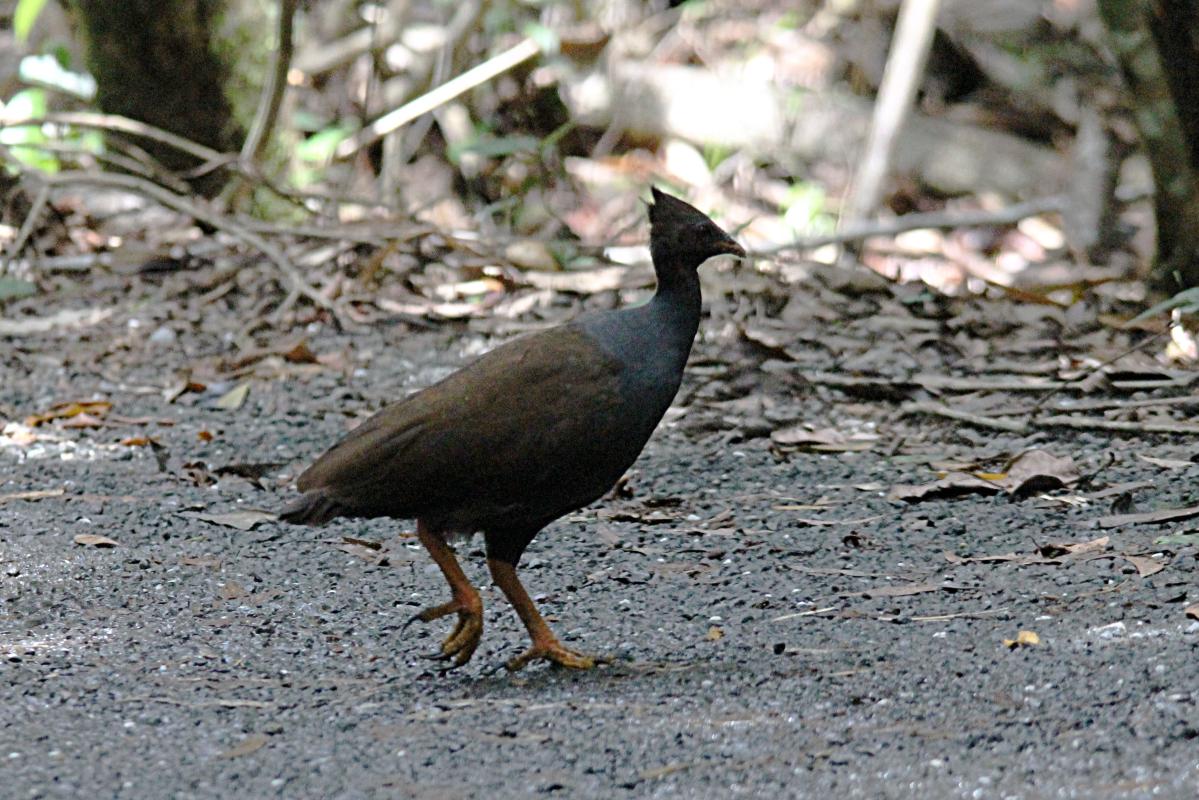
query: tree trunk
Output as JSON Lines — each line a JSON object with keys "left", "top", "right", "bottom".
{"left": 68, "top": 0, "right": 272, "bottom": 196}
{"left": 1096, "top": 0, "right": 1199, "bottom": 289}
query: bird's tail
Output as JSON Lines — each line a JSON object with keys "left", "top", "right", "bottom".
{"left": 278, "top": 490, "right": 343, "bottom": 526}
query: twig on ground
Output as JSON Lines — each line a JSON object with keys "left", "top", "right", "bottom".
{"left": 10, "top": 112, "right": 317, "bottom": 213}
{"left": 1006, "top": 394, "right": 1199, "bottom": 415}
{"left": 801, "top": 369, "right": 1194, "bottom": 395}
{"left": 902, "top": 401, "right": 1199, "bottom": 436}
{"left": 13, "top": 112, "right": 226, "bottom": 164}
{"left": 29, "top": 170, "right": 348, "bottom": 327}
{"left": 1034, "top": 416, "right": 1199, "bottom": 435}
{"left": 1025, "top": 329, "right": 1170, "bottom": 413}
{"left": 901, "top": 402, "right": 1028, "bottom": 433}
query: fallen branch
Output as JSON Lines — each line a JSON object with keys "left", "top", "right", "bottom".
{"left": 11, "top": 111, "right": 225, "bottom": 164}
{"left": 902, "top": 401, "right": 1199, "bottom": 436}
{"left": 561, "top": 61, "right": 1064, "bottom": 198}
{"left": 901, "top": 401, "right": 1028, "bottom": 433}
{"left": 1034, "top": 415, "right": 1199, "bottom": 435}
{"left": 758, "top": 195, "right": 1065, "bottom": 255}
{"left": 29, "top": 170, "right": 347, "bottom": 327}
{"left": 801, "top": 369, "right": 1195, "bottom": 395}
{"left": 9, "top": 112, "right": 317, "bottom": 212}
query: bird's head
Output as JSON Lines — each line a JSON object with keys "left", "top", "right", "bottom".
{"left": 648, "top": 187, "right": 745, "bottom": 271}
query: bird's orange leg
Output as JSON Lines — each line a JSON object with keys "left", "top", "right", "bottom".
{"left": 486, "top": 558, "right": 601, "bottom": 671}
{"left": 404, "top": 521, "right": 483, "bottom": 667}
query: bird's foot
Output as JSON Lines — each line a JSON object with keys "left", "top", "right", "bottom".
{"left": 505, "top": 638, "right": 607, "bottom": 672}
{"left": 402, "top": 593, "right": 483, "bottom": 667}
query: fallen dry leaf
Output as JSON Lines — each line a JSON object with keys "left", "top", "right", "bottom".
{"left": 0, "top": 488, "right": 65, "bottom": 505}
{"left": 1137, "top": 454, "right": 1193, "bottom": 470}
{"left": 522, "top": 265, "right": 631, "bottom": 293}
{"left": 1039, "top": 536, "right": 1110, "bottom": 558}
{"left": 892, "top": 451, "right": 1079, "bottom": 502}
{"left": 119, "top": 436, "right": 156, "bottom": 447}
{"left": 217, "top": 580, "right": 249, "bottom": 600}
{"left": 945, "top": 537, "right": 1111, "bottom": 567}
{"left": 0, "top": 306, "right": 114, "bottom": 335}
{"left": 792, "top": 514, "right": 885, "bottom": 527}
{"left": 213, "top": 462, "right": 285, "bottom": 489}
{"left": 60, "top": 412, "right": 107, "bottom": 429}
{"left": 179, "top": 510, "right": 277, "bottom": 531}
{"left": 219, "top": 733, "right": 269, "bottom": 759}
{"left": 771, "top": 425, "right": 877, "bottom": 452}
{"left": 1155, "top": 532, "right": 1199, "bottom": 546}
{"left": 1000, "top": 450, "right": 1079, "bottom": 494}
{"left": 283, "top": 340, "right": 319, "bottom": 364}
{"left": 706, "top": 626, "right": 724, "bottom": 641}
{"left": 74, "top": 533, "right": 118, "bottom": 548}
{"left": 1186, "top": 603, "right": 1198, "bottom": 620}
{"left": 1095, "top": 505, "right": 1199, "bottom": 529}
{"left": 215, "top": 382, "right": 250, "bottom": 411}
{"left": 24, "top": 400, "right": 112, "bottom": 427}
{"left": 1003, "top": 630, "right": 1040, "bottom": 649}
{"left": 1121, "top": 555, "right": 1166, "bottom": 577}
{"left": 889, "top": 472, "right": 1001, "bottom": 502}
{"left": 0, "top": 422, "right": 38, "bottom": 446}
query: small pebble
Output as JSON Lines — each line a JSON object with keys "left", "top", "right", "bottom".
{"left": 149, "top": 325, "right": 177, "bottom": 345}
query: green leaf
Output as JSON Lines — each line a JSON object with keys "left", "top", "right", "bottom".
{"left": 448, "top": 135, "right": 539, "bottom": 164}
{"left": 14, "top": 0, "right": 50, "bottom": 43}
{"left": 522, "top": 22, "right": 559, "bottom": 56}
{"left": 296, "top": 125, "right": 352, "bottom": 163}
{"left": 3, "top": 87, "right": 48, "bottom": 121}
{"left": 0, "top": 89, "right": 56, "bottom": 172}
{"left": 1128, "top": 287, "right": 1199, "bottom": 325}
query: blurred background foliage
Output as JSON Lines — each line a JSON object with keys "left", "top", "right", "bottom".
{"left": 2, "top": 0, "right": 1198, "bottom": 304}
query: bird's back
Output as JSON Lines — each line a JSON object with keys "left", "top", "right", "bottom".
{"left": 284, "top": 318, "right": 676, "bottom": 532}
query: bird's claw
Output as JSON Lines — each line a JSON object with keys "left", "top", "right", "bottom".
{"left": 402, "top": 595, "right": 484, "bottom": 667}
{"left": 504, "top": 640, "right": 606, "bottom": 672}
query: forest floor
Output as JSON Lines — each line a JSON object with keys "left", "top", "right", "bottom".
{"left": 2, "top": 253, "right": 1198, "bottom": 800}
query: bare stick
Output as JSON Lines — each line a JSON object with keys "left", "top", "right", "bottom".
{"left": 335, "top": 36, "right": 541, "bottom": 161}
{"left": 12, "top": 112, "right": 226, "bottom": 164}
{"left": 901, "top": 402, "right": 1029, "bottom": 433}
{"left": 904, "top": 402, "right": 1199, "bottom": 436}
{"left": 839, "top": 0, "right": 942, "bottom": 225}
{"left": 33, "top": 170, "right": 343, "bottom": 325}
{"left": 757, "top": 195, "right": 1065, "bottom": 255}
{"left": 1034, "top": 416, "right": 1199, "bottom": 435}
{"left": 241, "top": 0, "right": 298, "bottom": 170}
{"left": 2, "top": 180, "right": 49, "bottom": 275}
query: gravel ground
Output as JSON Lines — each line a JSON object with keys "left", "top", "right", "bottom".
{"left": 2, "top": 314, "right": 1198, "bottom": 800}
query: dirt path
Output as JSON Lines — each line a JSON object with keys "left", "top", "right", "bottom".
{"left": 2, "top": 277, "right": 1198, "bottom": 799}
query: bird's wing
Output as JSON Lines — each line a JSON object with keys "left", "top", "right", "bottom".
{"left": 294, "top": 326, "right": 629, "bottom": 519}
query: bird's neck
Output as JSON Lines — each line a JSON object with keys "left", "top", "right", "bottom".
{"left": 650, "top": 259, "right": 701, "bottom": 327}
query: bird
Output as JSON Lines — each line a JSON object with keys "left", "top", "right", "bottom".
{"left": 279, "top": 187, "right": 745, "bottom": 671}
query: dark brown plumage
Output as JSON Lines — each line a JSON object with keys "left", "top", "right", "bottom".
{"left": 280, "top": 188, "right": 744, "bottom": 670}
